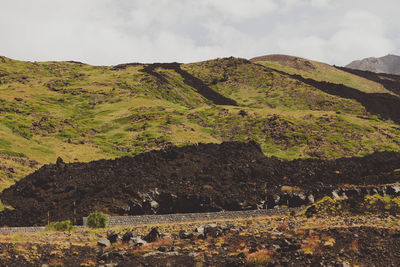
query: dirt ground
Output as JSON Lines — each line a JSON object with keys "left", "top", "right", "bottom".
{"left": 1, "top": 215, "right": 400, "bottom": 266}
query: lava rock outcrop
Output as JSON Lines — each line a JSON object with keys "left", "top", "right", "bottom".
{"left": 1, "top": 141, "right": 400, "bottom": 226}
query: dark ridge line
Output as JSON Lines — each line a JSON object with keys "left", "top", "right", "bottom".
{"left": 335, "top": 66, "right": 400, "bottom": 96}
{"left": 111, "top": 62, "right": 143, "bottom": 70}
{"left": 141, "top": 63, "right": 238, "bottom": 106}
{"left": 65, "top": 61, "right": 86, "bottom": 65}
{"left": 292, "top": 76, "right": 400, "bottom": 124}
{"left": 255, "top": 63, "right": 400, "bottom": 125}
{"left": 111, "top": 62, "right": 237, "bottom": 105}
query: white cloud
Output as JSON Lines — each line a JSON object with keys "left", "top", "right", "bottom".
{"left": 280, "top": 0, "right": 333, "bottom": 9}
{"left": 273, "top": 9, "right": 395, "bottom": 65}
{"left": 310, "top": 0, "right": 332, "bottom": 7}
{"left": 203, "top": 0, "right": 278, "bottom": 20}
{"left": 0, "top": 0, "right": 398, "bottom": 65}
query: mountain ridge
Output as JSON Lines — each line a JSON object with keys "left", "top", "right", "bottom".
{"left": 346, "top": 54, "right": 400, "bottom": 75}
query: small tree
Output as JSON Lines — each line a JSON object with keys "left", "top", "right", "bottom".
{"left": 87, "top": 211, "right": 109, "bottom": 228}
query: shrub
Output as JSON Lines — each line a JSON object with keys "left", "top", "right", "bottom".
{"left": 45, "top": 220, "right": 75, "bottom": 231}
{"left": 246, "top": 249, "right": 273, "bottom": 266}
{"left": 87, "top": 211, "right": 109, "bottom": 228}
{"left": 301, "top": 196, "right": 346, "bottom": 216}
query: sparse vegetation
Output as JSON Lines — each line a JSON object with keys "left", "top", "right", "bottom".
{"left": 45, "top": 220, "right": 75, "bottom": 231}
{"left": 1, "top": 213, "right": 400, "bottom": 265}
{"left": 87, "top": 211, "right": 109, "bottom": 228}
{"left": 0, "top": 200, "right": 14, "bottom": 212}
{"left": 302, "top": 194, "right": 400, "bottom": 217}
{"left": 246, "top": 249, "right": 273, "bottom": 265}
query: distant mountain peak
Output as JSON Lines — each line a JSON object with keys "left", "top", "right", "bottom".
{"left": 346, "top": 54, "right": 400, "bottom": 75}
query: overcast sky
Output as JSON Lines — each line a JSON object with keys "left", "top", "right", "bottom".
{"left": 1, "top": 0, "right": 399, "bottom": 66}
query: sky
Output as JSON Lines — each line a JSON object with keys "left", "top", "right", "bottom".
{"left": 0, "top": 0, "right": 399, "bottom": 66}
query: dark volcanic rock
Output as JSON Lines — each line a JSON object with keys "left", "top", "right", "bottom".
{"left": 204, "top": 223, "right": 224, "bottom": 238}
{"left": 122, "top": 230, "right": 138, "bottom": 243}
{"left": 337, "top": 66, "right": 400, "bottom": 96}
{"left": 144, "top": 227, "right": 161, "bottom": 243}
{"left": 276, "top": 70, "right": 400, "bottom": 124}
{"left": 107, "top": 231, "right": 120, "bottom": 243}
{"left": 1, "top": 141, "right": 400, "bottom": 226}
{"left": 141, "top": 63, "right": 238, "bottom": 106}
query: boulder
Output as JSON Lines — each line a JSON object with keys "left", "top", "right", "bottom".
{"left": 150, "top": 200, "right": 159, "bottom": 210}
{"left": 98, "top": 238, "right": 111, "bottom": 247}
{"left": 130, "top": 236, "right": 147, "bottom": 246}
{"left": 144, "top": 227, "right": 161, "bottom": 243}
{"left": 204, "top": 223, "right": 223, "bottom": 238}
{"left": 122, "top": 230, "right": 138, "bottom": 243}
{"left": 194, "top": 226, "right": 204, "bottom": 235}
{"left": 178, "top": 230, "right": 192, "bottom": 239}
{"left": 107, "top": 231, "right": 120, "bottom": 243}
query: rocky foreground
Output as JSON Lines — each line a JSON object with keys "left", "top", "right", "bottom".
{"left": 1, "top": 214, "right": 400, "bottom": 266}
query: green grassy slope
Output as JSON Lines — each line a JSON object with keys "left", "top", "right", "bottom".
{"left": 1, "top": 55, "right": 400, "bottom": 191}
{"left": 251, "top": 54, "right": 392, "bottom": 94}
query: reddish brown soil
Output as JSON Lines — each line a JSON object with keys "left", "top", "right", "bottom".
{"left": 1, "top": 142, "right": 399, "bottom": 227}
{"left": 1, "top": 226, "right": 400, "bottom": 266}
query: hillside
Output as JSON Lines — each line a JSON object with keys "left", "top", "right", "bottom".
{"left": 1, "top": 55, "right": 400, "bottom": 192}
{"left": 337, "top": 66, "right": 400, "bottom": 96}
{"left": 346, "top": 54, "right": 400, "bottom": 75}
{"left": 250, "top": 54, "right": 392, "bottom": 94}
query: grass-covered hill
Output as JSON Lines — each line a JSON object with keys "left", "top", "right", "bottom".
{"left": 1, "top": 55, "right": 400, "bottom": 192}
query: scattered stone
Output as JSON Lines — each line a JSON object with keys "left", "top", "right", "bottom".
{"left": 194, "top": 226, "right": 204, "bottom": 235}
{"left": 98, "top": 238, "right": 111, "bottom": 247}
{"left": 204, "top": 223, "right": 223, "bottom": 238}
{"left": 107, "top": 231, "right": 120, "bottom": 243}
{"left": 238, "top": 109, "right": 248, "bottom": 117}
{"left": 130, "top": 236, "right": 147, "bottom": 246}
{"left": 150, "top": 200, "right": 159, "bottom": 209}
{"left": 178, "top": 230, "right": 192, "bottom": 239}
{"left": 158, "top": 246, "right": 167, "bottom": 252}
{"left": 122, "top": 230, "right": 138, "bottom": 243}
{"left": 144, "top": 227, "right": 161, "bottom": 243}
{"left": 143, "top": 251, "right": 180, "bottom": 258}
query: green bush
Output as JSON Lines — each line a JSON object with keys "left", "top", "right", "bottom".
{"left": 87, "top": 211, "right": 109, "bottom": 228}
{"left": 45, "top": 220, "right": 75, "bottom": 231}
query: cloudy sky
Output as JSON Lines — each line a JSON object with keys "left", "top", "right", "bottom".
{"left": 1, "top": 0, "right": 399, "bottom": 66}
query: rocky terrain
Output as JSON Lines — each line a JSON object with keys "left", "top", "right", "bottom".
{"left": 1, "top": 213, "right": 400, "bottom": 266}
{"left": 1, "top": 141, "right": 400, "bottom": 227}
{"left": 346, "top": 54, "right": 400, "bottom": 75}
